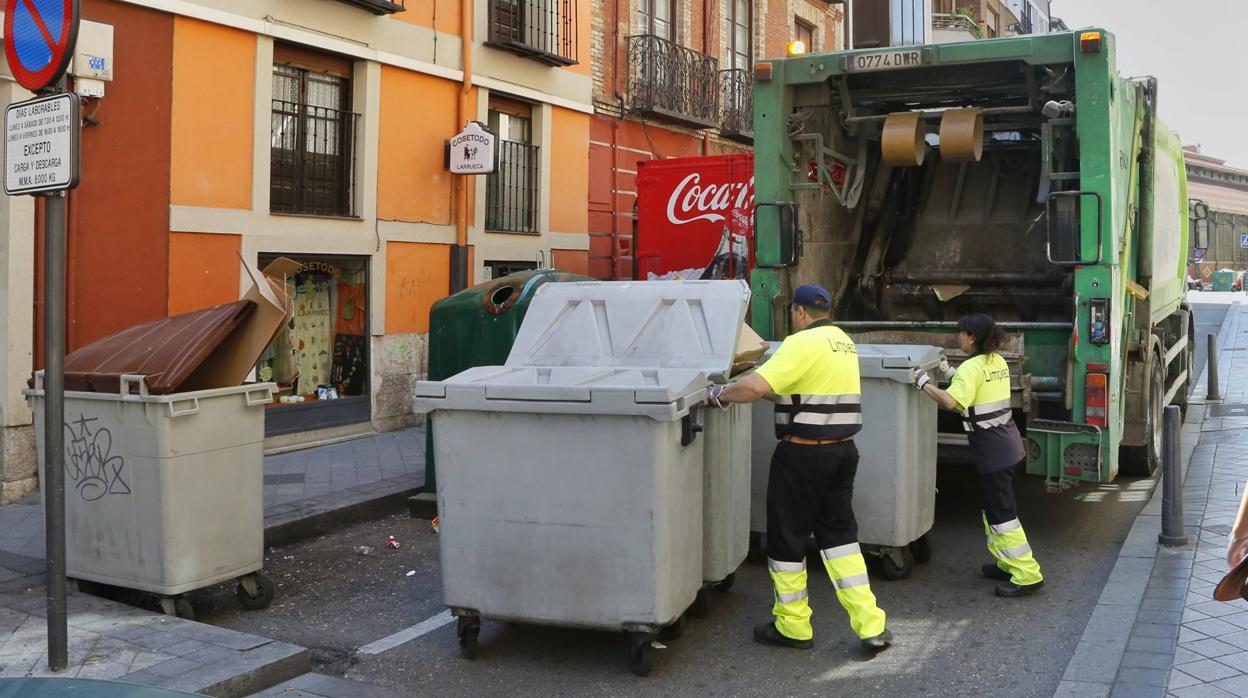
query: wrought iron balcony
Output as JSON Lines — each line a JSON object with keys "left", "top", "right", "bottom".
{"left": 627, "top": 34, "right": 719, "bottom": 129}
{"left": 719, "top": 68, "right": 753, "bottom": 141}
{"left": 334, "top": 0, "right": 405, "bottom": 14}
{"left": 487, "top": 0, "right": 578, "bottom": 66}
{"left": 932, "top": 12, "right": 984, "bottom": 42}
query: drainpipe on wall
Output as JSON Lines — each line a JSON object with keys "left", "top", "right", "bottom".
{"left": 451, "top": 0, "right": 475, "bottom": 293}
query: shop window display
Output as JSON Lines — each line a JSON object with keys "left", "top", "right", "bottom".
{"left": 256, "top": 255, "right": 369, "bottom": 404}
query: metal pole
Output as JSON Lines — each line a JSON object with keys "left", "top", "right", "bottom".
{"left": 1207, "top": 333, "right": 1221, "bottom": 402}
{"left": 1158, "top": 405, "right": 1188, "bottom": 546}
{"left": 43, "top": 186, "right": 67, "bottom": 671}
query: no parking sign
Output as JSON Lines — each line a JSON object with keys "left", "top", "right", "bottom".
{"left": 4, "top": 0, "right": 80, "bottom": 92}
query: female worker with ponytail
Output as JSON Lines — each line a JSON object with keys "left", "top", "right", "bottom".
{"left": 914, "top": 314, "right": 1045, "bottom": 598}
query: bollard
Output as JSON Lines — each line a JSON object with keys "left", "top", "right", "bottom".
{"left": 1158, "top": 405, "right": 1188, "bottom": 546}
{"left": 1207, "top": 333, "right": 1222, "bottom": 402}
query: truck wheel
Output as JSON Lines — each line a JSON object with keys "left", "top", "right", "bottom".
{"left": 1120, "top": 359, "right": 1164, "bottom": 477}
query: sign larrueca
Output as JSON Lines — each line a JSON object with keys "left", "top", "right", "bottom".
{"left": 4, "top": 92, "right": 79, "bottom": 195}
{"left": 447, "top": 121, "right": 497, "bottom": 174}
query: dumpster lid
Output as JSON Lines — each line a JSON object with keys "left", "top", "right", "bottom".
{"left": 415, "top": 365, "right": 706, "bottom": 417}
{"left": 47, "top": 300, "right": 257, "bottom": 395}
{"left": 856, "top": 344, "right": 945, "bottom": 382}
{"left": 505, "top": 280, "right": 749, "bottom": 377}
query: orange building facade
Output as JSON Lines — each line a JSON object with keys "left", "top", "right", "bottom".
{"left": 0, "top": 0, "right": 594, "bottom": 500}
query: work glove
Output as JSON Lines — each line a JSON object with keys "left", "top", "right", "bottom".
{"left": 938, "top": 357, "right": 956, "bottom": 380}
{"left": 914, "top": 369, "right": 931, "bottom": 392}
{"left": 706, "top": 384, "right": 727, "bottom": 408}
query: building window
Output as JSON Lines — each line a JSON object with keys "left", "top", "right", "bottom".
{"left": 728, "top": 0, "right": 752, "bottom": 70}
{"left": 795, "top": 18, "right": 815, "bottom": 52}
{"left": 888, "top": 0, "right": 925, "bottom": 46}
{"left": 638, "top": 0, "right": 677, "bottom": 40}
{"left": 256, "top": 254, "right": 371, "bottom": 436}
{"left": 486, "top": 99, "right": 540, "bottom": 233}
{"left": 485, "top": 260, "right": 539, "bottom": 280}
{"left": 486, "top": 0, "right": 578, "bottom": 65}
{"left": 271, "top": 46, "right": 359, "bottom": 218}
{"left": 986, "top": 7, "right": 999, "bottom": 36}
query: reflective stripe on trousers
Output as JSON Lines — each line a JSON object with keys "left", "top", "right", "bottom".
{"left": 767, "top": 558, "right": 813, "bottom": 640}
{"left": 982, "top": 514, "right": 1044, "bottom": 586}
{"left": 818, "top": 543, "right": 887, "bottom": 639}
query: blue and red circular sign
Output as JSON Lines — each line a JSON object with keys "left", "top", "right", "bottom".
{"left": 4, "top": 0, "right": 79, "bottom": 92}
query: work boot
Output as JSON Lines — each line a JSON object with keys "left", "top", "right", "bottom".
{"left": 861, "top": 628, "right": 893, "bottom": 653}
{"left": 982, "top": 563, "right": 1011, "bottom": 581}
{"left": 753, "top": 622, "right": 812, "bottom": 650}
{"left": 995, "top": 580, "right": 1045, "bottom": 598}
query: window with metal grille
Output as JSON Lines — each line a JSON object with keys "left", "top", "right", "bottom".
{"left": 271, "top": 56, "right": 359, "bottom": 217}
{"left": 486, "top": 102, "right": 539, "bottom": 233}
{"left": 487, "top": 0, "right": 578, "bottom": 65}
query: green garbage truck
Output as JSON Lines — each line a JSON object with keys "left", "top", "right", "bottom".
{"left": 750, "top": 29, "right": 1210, "bottom": 484}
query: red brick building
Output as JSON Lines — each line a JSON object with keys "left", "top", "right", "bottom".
{"left": 587, "top": 0, "right": 846, "bottom": 278}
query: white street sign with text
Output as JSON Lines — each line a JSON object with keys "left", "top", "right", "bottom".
{"left": 5, "top": 93, "right": 80, "bottom": 195}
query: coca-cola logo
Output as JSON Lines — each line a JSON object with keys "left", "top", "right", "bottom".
{"left": 666, "top": 173, "right": 755, "bottom": 225}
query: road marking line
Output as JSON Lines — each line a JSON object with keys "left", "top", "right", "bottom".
{"left": 357, "top": 610, "right": 455, "bottom": 655}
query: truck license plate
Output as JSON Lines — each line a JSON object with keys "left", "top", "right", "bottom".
{"left": 847, "top": 49, "right": 924, "bottom": 72}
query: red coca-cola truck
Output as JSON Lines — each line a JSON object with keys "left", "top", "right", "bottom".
{"left": 634, "top": 153, "right": 755, "bottom": 281}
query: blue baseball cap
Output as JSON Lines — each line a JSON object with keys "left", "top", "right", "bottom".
{"left": 792, "top": 284, "right": 832, "bottom": 311}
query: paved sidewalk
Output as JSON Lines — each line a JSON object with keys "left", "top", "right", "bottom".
{"left": 0, "top": 427, "right": 423, "bottom": 696}
{"left": 1057, "top": 299, "right": 1248, "bottom": 697}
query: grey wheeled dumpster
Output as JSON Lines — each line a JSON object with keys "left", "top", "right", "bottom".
{"left": 415, "top": 280, "right": 750, "bottom": 676}
{"left": 700, "top": 402, "right": 750, "bottom": 597}
{"left": 747, "top": 343, "right": 942, "bottom": 580}
{"left": 853, "top": 344, "right": 943, "bottom": 579}
{"left": 26, "top": 374, "right": 277, "bottom": 619}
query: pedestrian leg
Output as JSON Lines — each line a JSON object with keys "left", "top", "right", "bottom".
{"left": 813, "top": 443, "right": 887, "bottom": 640}
{"left": 765, "top": 442, "right": 820, "bottom": 641}
{"left": 979, "top": 465, "right": 1043, "bottom": 586}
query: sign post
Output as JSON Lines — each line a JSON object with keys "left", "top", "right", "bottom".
{"left": 4, "top": 0, "right": 81, "bottom": 673}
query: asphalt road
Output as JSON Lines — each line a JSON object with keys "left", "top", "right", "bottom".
{"left": 194, "top": 469, "right": 1152, "bottom": 696}
{"left": 187, "top": 294, "right": 1239, "bottom": 696}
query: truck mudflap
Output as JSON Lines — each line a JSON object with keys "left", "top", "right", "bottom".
{"left": 1025, "top": 419, "right": 1105, "bottom": 490}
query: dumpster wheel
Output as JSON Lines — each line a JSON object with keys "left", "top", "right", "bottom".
{"left": 688, "top": 588, "right": 713, "bottom": 618}
{"left": 867, "top": 545, "right": 914, "bottom": 581}
{"left": 713, "top": 572, "right": 736, "bottom": 593}
{"left": 658, "top": 615, "right": 686, "bottom": 641}
{"left": 236, "top": 572, "right": 275, "bottom": 611}
{"left": 909, "top": 534, "right": 933, "bottom": 564}
{"left": 457, "top": 616, "right": 480, "bottom": 660}
{"left": 158, "top": 596, "right": 195, "bottom": 621}
{"left": 626, "top": 632, "right": 655, "bottom": 677}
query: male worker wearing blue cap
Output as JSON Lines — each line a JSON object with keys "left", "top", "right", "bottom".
{"left": 707, "top": 284, "right": 891, "bottom": 653}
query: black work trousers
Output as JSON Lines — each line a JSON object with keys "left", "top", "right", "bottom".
{"left": 978, "top": 460, "right": 1024, "bottom": 526}
{"left": 765, "top": 440, "right": 860, "bottom": 563}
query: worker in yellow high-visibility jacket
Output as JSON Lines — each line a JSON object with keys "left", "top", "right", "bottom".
{"left": 708, "top": 284, "right": 891, "bottom": 652}
{"left": 915, "top": 313, "right": 1044, "bottom": 597}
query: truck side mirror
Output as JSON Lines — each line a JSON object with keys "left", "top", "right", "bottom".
{"left": 754, "top": 201, "right": 801, "bottom": 268}
{"left": 1190, "top": 200, "right": 1210, "bottom": 251}
{"left": 1046, "top": 191, "right": 1103, "bottom": 266}
{"left": 1193, "top": 218, "right": 1210, "bottom": 251}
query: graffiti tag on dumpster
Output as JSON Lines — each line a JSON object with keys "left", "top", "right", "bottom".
{"left": 65, "top": 414, "right": 131, "bottom": 501}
